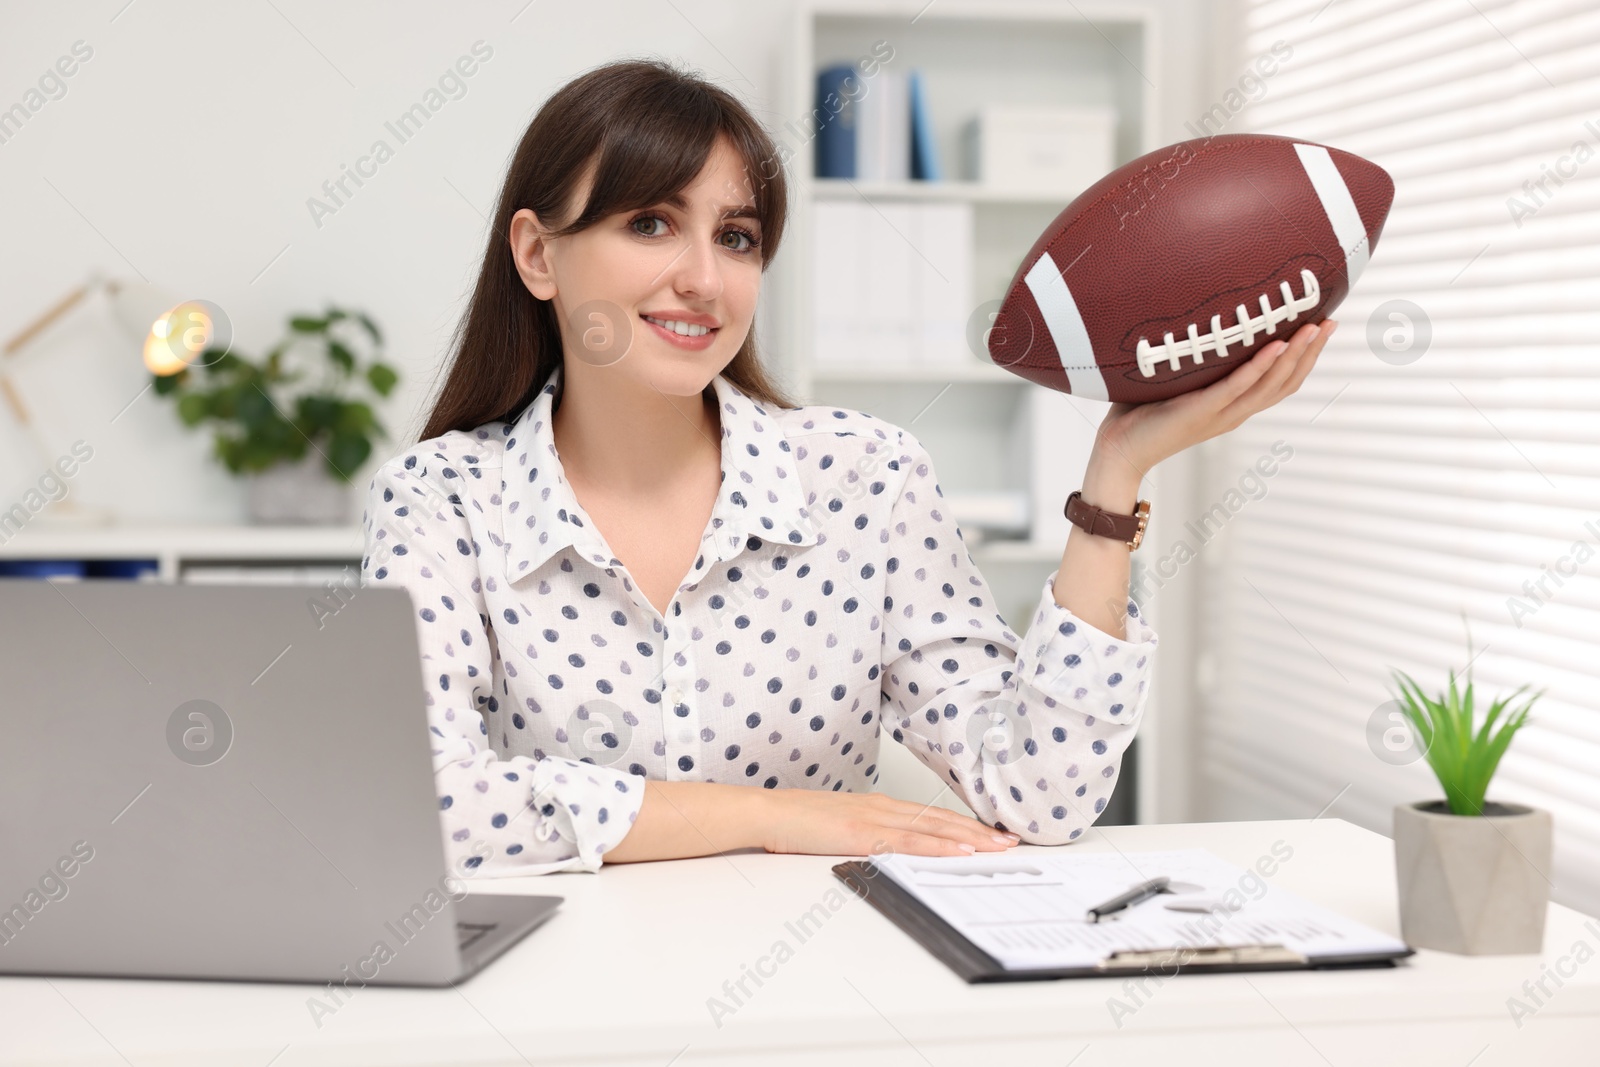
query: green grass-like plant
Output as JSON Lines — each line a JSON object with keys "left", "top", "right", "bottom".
{"left": 1387, "top": 627, "right": 1544, "bottom": 816}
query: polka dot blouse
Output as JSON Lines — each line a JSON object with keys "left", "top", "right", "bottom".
{"left": 359, "top": 361, "right": 1158, "bottom": 877}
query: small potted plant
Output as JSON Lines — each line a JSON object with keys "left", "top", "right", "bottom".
{"left": 1388, "top": 627, "right": 1550, "bottom": 955}
{"left": 152, "top": 306, "right": 398, "bottom": 524}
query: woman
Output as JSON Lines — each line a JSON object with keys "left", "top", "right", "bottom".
{"left": 360, "top": 58, "right": 1333, "bottom": 877}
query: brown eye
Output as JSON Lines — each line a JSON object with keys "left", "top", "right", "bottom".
{"left": 722, "top": 227, "right": 761, "bottom": 254}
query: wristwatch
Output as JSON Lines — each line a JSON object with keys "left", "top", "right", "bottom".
{"left": 1064, "top": 490, "right": 1151, "bottom": 551}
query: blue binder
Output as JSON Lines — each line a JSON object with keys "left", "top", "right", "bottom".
{"left": 909, "top": 68, "right": 941, "bottom": 181}
{"left": 814, "top": 64, "right": 857, "bottom": 178}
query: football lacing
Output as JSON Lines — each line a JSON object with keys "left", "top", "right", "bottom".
{"left": 1135, "top": 268, "right": 1321, "bottom": 377}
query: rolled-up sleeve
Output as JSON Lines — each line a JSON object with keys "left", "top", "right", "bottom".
{"left": 877, "top": 431, "right": 1158, "bottom": 844}
{"left": 360, "top": 456, "right": 646, "bottom": 875}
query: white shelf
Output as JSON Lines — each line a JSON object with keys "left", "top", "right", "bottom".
{"left": 0, "top": 523, "right": 365, "bottom": 582}
{"left": 808, "top": 177, "right": 1075, "bottom": 205}
{"left": 798, "top": 0, "right": 1149, "bottom": 27}
{"left": 0, "top": 523, "right": 364, "bottom": 558}
{"left": 809, "top": 359, "right": 1022, "bottom": 384}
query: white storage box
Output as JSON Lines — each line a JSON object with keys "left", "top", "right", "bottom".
{"left": 963, "top": 104, "right": 1117, "bottom": 197}
{"left": 810, "top": 199, "right": 972, "bottom": 369}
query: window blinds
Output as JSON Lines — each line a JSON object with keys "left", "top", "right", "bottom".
{"left": 1201, "top": 0, "right": 1600, "bottom": 916}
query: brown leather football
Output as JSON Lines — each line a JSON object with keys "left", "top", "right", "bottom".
{"left": 988, "top": 133, "right": 1394, "bottom": 403}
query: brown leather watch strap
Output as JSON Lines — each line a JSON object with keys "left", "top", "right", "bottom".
{"left": 1064, "top": 490, "right": 1151, "bottom": 550}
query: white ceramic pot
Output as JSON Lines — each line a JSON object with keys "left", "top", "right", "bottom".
{"left": 1393, "top": 799, "right": 1552, "bottom": 955}
{"left": 245, "top": 452, "right": 353, "bottom": 525}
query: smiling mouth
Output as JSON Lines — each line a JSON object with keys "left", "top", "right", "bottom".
{"left": 641, "top": 313, "right": 717, "bottom": 338}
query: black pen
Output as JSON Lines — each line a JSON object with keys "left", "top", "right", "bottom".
{"left": 1086, "top": 876, "right": 1170, "bottom": 922}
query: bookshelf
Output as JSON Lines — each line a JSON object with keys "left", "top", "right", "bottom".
{"left": 777, "top": 0, "right": 1160, "bottom": 824}
{"left": 778, "top": 0, "right": 1158, "bottom": 602}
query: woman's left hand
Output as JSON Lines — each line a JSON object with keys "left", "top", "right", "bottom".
{"left": 1093, "top": 319, "right": 1338, "bottom": 477}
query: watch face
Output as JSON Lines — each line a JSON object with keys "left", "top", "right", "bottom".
{"left": 1130, "top": 500, "right": 1151, "bottom": 549}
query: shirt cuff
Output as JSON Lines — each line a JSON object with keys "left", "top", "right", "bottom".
{"left": 528, "top": 755, "right": 648, "bottom": 874}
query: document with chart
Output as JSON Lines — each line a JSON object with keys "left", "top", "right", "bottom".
{"left": 836, "top": 848, "right": 1413, "bottom": 979}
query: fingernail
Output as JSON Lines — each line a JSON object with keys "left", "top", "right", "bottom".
{"left": 1306, "top": 325, "right": 1321, "bottom": 341}
{"left": 995, "top": 833, "right": 1018, "bottom": 843}
{"left": 959, "top": 843, "right": 977, "bottom": 854}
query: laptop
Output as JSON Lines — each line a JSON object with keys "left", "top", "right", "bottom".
{"left": 0, "top": 577, "right": 561, "bottom": 987}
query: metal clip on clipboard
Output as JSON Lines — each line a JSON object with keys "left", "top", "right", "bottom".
{"left": 1095, "top": 943, "right": 1309, "bottom": 973}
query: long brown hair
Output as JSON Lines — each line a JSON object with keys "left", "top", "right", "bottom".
{"left": 419, "top": 58, "right": 796, "bottom": 443}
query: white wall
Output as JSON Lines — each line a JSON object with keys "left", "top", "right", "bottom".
{"left": 0, "top": 2, "right": 768, "bottom": 520}
{"left": 0, "top": 0, "right": 1217, "bottom": 815}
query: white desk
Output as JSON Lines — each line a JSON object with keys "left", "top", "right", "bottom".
{"left": 4, "top": 818, "right": 1597, "bottom": 1065}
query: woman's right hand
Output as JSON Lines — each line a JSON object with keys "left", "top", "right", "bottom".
{"left": 757, "top": 788, "right": 1022, "bottom": 858}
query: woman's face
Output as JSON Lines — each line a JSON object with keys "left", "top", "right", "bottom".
{"left": 511, "top": 134, "right": 764, "bottom": 398}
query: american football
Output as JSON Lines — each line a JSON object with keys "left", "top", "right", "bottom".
{"left": 987, "top": 133, "right": 1395, "bottom": 403}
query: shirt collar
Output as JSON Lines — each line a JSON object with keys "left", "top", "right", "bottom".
{"left": 501, "top": 361, "right": 820, "bottom": 587}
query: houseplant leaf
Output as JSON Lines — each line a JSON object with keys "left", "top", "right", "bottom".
{"left": 151, "top": 303, "right": 398, "bottom": 519}
{"left": 176, "top": 392, "right": 211, "bottom": 426}
{"left": 295, "top": 395, "right": 343, "bottom": 434}
{"left": 327, "top": 339, "right": 356, "bottom": 376}
{"left": 1386, "top": 646, "right": 1541, "bottom": 818}
{"left": 366, "top": 362, "right": 398, "bottom": 397}
{"left": 327, "top": 430, "right": 371, "bottom": 480}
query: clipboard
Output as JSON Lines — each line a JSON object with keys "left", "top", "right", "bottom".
{"left": 832, "top": 854, "right": 1415, "bottom": 984}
